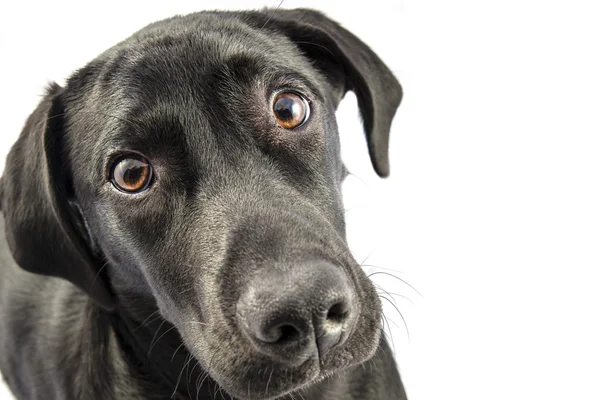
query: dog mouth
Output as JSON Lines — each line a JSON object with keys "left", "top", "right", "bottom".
{"left": 177, "top": 267, "right": 382, "bottom": 400}
{"left": 185, "top": 329, "right": 363, "bottom": 400}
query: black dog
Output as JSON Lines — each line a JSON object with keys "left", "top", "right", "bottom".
{"left": 0, "top": 8, "right": 406, "bottom": 400}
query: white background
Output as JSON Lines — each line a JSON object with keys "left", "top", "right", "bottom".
{"left": 1, "top": 1, "right": 599, "bottom": 399}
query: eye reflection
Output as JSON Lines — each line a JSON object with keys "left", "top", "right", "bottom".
{"left": 272, "top": 92, "right": 310, "bottom": 129}
{"left": 110, "top": 155, "right": 152, "bottom": 193}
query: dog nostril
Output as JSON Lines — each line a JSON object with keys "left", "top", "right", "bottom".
{"left": 316, "top": 300, "right": 354, "bottom": 356}
{"left": 326, "top": 302, "right": 349, "bottom": 324}
{"left": 263, "top": 323, "right": 302, "bottom": 344}
{"left": 276, "top": 324, "right": 301, "bottom": 344}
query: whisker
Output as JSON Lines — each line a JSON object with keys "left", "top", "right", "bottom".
{"left": 359, "top": 249, "right": 377, "bottom": 267}
{"left": 380, "top": 295, "right": 410, "bottom": 341}
{"left": 136, "top": 310, "right": 162, "bottom": 330}
{"left": 368, "top": 271, "right": 423, "bottom": 298}
{"left": 148, "top": 324, "right": 177, "bottom": 355}
{"left": 346, "top": 170, "right": 369, "bottom": 187}
{"left": 381, "top": 314, "right": 396, "bottom": 354}
{"left": 147, "top": 319, "right": 167, "bottom": 353}
{"left": 377, "top": 290, "right": 414, "bottom": 304}
{"left": 198, "top": 337, "right": 229, "bottom": 393}
{"left": 88, "top": 260, "right": 109, "bottom": 295}
{"left": 171, "top": 353, "right": 194, "bottom": 399}
{"left": 196, "top": 371, "right": 208, "bottom": 400}
{"left": 373, "top": 282, "right": 400, "bottom": 306}
{"left": 260, "top": 0, "right": 285, "bottom": 30}
{"left": 197, "top": 369, "right": 211, "bottom": 392}
{"left": 380, "top": 303, "right": 404, "bottom": 333}
{"left": 265, "top": 367, "right": 274, "bottom": 397}
{"left": 170, "top": 341, "right": 186, "bottom": 362}
{"left": 187, "top": 360, "right": 200, "bottom": 399}
{"left": 362, "top": 263, "right": 407, "bottom": 273}
{"left": 294, "top": 41, "right": 336, "bottom": 58}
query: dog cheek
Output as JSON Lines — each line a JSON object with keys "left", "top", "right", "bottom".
{"left": 329, "top": 272, "right": 383, "bottom": 367}
{"left": 177, "top": 317, "right": 244, "bottom": 388}
{"left": 357, "top": 282, "right": 384, "bottom": 359}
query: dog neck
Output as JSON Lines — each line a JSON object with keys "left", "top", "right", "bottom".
{"left": 111, "top": 302, "right": 233, "bottom": 400}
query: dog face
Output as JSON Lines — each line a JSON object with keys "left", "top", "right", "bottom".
{"left": 1, "top": 9, "right": 401, "bottom": 399}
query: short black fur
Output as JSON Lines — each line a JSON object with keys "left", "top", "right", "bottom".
{"left": 0, "top": 8, "right": 405, "bottom": 400}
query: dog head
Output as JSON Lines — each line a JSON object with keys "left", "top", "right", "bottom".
{"left": 1, "top": 9, "right": 401, "bottom": 399}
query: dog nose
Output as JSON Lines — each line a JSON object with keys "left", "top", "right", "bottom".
{"left": 236, "top": 261, "right": 357, "bottom": 366}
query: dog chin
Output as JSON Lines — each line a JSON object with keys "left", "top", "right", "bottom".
{"left": 208, "top": 355, "right": 321, "bottom": 400}
{"left": 201, "top": 338, "right": 374, "bottom": 400}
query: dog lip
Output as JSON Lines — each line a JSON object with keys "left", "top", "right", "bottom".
{"left": 239, "top": 354, "right": 321, "bottom": 400}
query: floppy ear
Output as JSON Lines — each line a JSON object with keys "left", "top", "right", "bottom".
{"left": 248, "top": 8, "right": 402, "bottom": 177}
{"left": 0, "top": 83, "right": 115, "bottom": 310}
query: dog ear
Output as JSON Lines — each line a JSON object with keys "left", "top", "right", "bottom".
{"left": 0, "top": 83, "right": 115, "bottom": 310}
{"left": 248, "top": 8, "right": 403, "bottom": 177}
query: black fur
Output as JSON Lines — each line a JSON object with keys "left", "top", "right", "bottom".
{"left": 0, "top": 9, "right": 406, "bottom": 400}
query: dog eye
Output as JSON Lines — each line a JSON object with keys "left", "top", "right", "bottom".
{"left": 272, "top": 92, "right": 310, "bottom": 129}
{"left": 110, "top": 155, "right": 153, "bottom": 193}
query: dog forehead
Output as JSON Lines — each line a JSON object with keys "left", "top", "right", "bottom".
{"left": 65, "top": 12, "right": 312, "bottom": 113}
{"left": 64, "top": 12, "right": 323, "bottom": 162}
{"left": 98, "top": 13, "right": 305, "bottom": 90}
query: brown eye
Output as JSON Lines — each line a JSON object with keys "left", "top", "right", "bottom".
{"left": 111, "top": 155, "right": 153, "bottom": 193}
{"left": 272, "top": 92, "right": 310, "bottom": 129}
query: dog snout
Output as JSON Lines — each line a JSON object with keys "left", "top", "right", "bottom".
{"left": 236, "top": 261, "right": 358, "bottom": 366}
